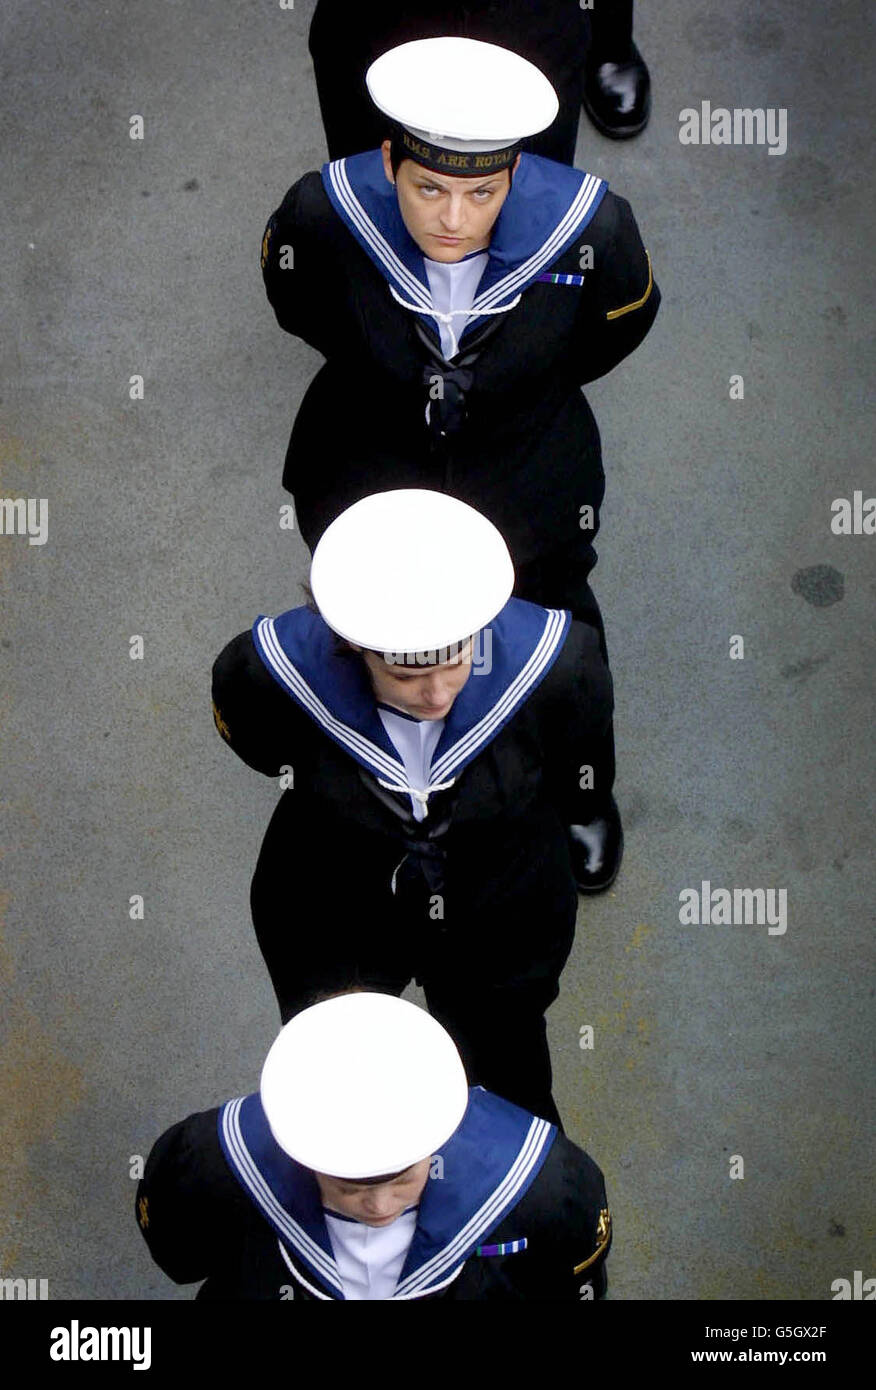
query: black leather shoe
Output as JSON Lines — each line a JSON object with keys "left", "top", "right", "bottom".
{"left": 583, "top": 43, "right": 651, "bottom": 139}
{"left": 568, "top": 799, "right": 624, "bottom": 894}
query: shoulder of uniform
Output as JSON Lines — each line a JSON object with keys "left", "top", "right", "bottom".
{"left": 145, "top": 1107, "right": 225, "bottom": 1176}
{"left": 541, "top": 188, "right": 622, "bottom": 270}
{"left": 276, "top": 168, "right": 322, "bottom": 209}
{"left": 137, "top": 1107, "right": 225, "bottom": 1221}
{"left": 543, "top": 1128, "right": 608, "bottom": 1194}
{"left": 212, "top": 628, "right": 263, "bottom": 688}
{"left": 518, "top": 1132, "right": 612, "bottom": 1273}
{"left": 266, "top": 171, "right": 332, "bottom": 241}
{"left": 590, "top": 187, "right": 636, "bottom": 233}
{"left": 135, "top": 1106, "right": 259, "bottom": 1285}
{"left": 212, "top": 626, "right": 295, "bottom": 741}
{"left": 294, "top": 169, "right": 334, "bottom": 219}
{"left": 565, "top": 617, "right": 604, "bottom": 662}
{"left": 271, "top": 170, "right": 373, "bottom": 267}
{"left": 533, "top": 618, "right": 606, "bottom": 704}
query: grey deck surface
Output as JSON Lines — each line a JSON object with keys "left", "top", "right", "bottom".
{"left": 0, "top": 0, "right": 872, "bottom": 1300}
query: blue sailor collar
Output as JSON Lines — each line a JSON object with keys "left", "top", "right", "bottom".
{"left": 252, "top": 598, "right": 570, "bottom": 816}
{"left": 322, "top": 150, "right": 607, "bottom": 350}
{"left": 218, "top": 1088, "right": 556, "bottom": 1301}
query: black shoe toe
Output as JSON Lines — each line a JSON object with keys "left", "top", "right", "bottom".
{"left": 569, "top": 799, "right": 624, "bottom": 894}
{"left": 583, "top": 43, "right": 651, "bottom": 139}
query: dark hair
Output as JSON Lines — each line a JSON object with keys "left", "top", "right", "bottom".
{"left": 301, "top": 580, "right": 360, "bottom": 661}
{"left": 302, "top": 982, "right": 369, "bottom": 1009}
{"left": 388, "top": 128, "right": 406, "bottom": 180}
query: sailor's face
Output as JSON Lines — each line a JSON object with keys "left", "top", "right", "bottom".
{"left": 316, "top": 1159, "right": 432, "bottom": 1227}
{"left": 382, "top": 143, "right": 518, "bottom": 263}
{"left": 362, "top": 640, "right": 474, "bottom": 720}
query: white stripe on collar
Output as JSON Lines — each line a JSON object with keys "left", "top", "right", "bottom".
{"left": 222, "top": 1098, "right": 345, "bottom": 1298}
{"left": 256, "top": 616, "right": 409, "bottom": 788}
{"left": 225, "top": 1097, "right": 551, "bottom": 1302}
{"left": 328, "top": 157, "right": 605, "bottom": 322}
{"left": 429, "top": 607, "right": 567, "bottom": 783}
{"left": 394, "top": 1115, "right": 553, "bottom": 1298}
{"left": 256, "top": 607, "right": 568, "bottom": 797}
{"left": 472, "top": 172, "right": 605, "bottom": 311}
{"left": 328, "top": 159, "right": 431, "bottom": 308}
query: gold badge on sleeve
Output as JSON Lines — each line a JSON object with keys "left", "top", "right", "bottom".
{"left": 212, "top": 701, "right": 231, "bottom": 742}
{"left": 261, "top": 223, "right": 273, "bottom": 271}
{"left": 606, "top": 252, "right": 653, "bottom": 320}
{"left": 573, "top": 1206, "right": 611, "bottom": 1274}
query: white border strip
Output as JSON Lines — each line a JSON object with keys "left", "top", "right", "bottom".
{"left": 328, "top": 160, "right": 432, "bottom": 307}
{"left": 429, "top": 608, "right": 567, "bottom": 783}
{"left": 221, "top": 1099, "right": 345, "bottom": 1297}
{"left": 472, "top": 174, "right": 604, "bottom": 310}
{"left": 394, "top": 1116, "right": 552, "bottom": 1297}
{"left": 256, "top": 618, "right": 408, "bottom": 786}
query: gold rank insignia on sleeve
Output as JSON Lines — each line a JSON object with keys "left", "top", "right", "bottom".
{"left": 606, "top": 251, "right": 653, "bottom": 320}
{"left": 260, "top": 223, "right": 273, "bottom": 271}
{"left": 137, "top": 1196, "right": 150, "bottom": 1230}
{"left": 212, "top": 701, "right": 231, "bottom": 742}
{"left": 573, "top": 1206, "right": 611, "bottom": 1274}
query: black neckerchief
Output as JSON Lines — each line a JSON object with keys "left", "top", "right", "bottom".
{"left": 416, "top": 316, "right": 506, "bottom": 438}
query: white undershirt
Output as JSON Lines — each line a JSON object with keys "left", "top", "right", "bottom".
{"left": 423, "top": 250, "right": 489, "bottom": 360}
{"left": 378, "top": 707, "right": 445, "bottom": 822}
{"left": 323, "top": 1207, "right": 418, "bottom": 1301}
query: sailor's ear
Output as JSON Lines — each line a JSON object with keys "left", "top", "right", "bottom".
{"left": 381, "top": 140, "right": 395, "bottom": 185}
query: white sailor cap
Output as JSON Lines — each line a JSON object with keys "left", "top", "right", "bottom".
{"left": 310, "top": 489, "right": 515, "bottom": 657}
{"left": 260, "top": 993, "right": 470, "bottom": 1179}
{"left": 366, "top": 37, "right": 558, "bottom": 175}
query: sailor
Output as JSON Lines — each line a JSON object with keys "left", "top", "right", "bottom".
{"left": 261, "top": 37, "right": 660, "bottom": 867}
{"left": 262, "top": 38, "right": 658, "bottom": 626}
{"left": 135, "top": 992, "right": 612, "bottom": 1301}
{"left": 211, "top": 491, "right": 616, "bottom": 1126}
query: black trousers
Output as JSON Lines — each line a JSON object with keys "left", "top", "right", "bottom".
{"left": 514, "top": 536, "right": 609, "bottom": 662}
{"left": 591, "top": 0, "right": 635, "bottom": 59}
{"left": 515, "top": 536, "right": 616, "bottom": 802}
{"left": 250, "top": 801, "right": 578, "bottom": 1127}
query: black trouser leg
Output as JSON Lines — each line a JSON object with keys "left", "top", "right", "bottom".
{"left": 521, "top": 69, "right": 582, "bottom": 165}
{"left": 422, "top": 842, "right": 577, "bottom": 1128}
{"left": 513, "top": 538, "right": 608, "bottom": 661}
{"left": 310, "top": 53, "right": 390, "bottom": 161}
{"left": 514, "top": 542, "right": 616, "bottom": 816}
{"left": 590, "top": 0, "right": 635, "bottom": 60}
{"left": 424, "top": 980, "right": 565, "bottom": 1128}
{"left": 250, "top": 798, "right": 412, "bottom": 1021}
